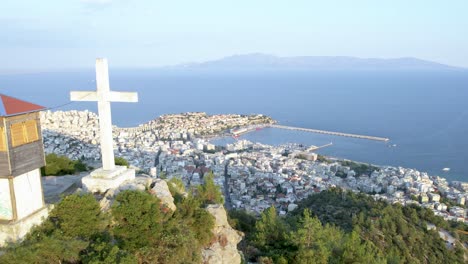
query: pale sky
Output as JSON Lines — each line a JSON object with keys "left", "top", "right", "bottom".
{"left": 1, "top": 0, "right": 468, "bottom": 71}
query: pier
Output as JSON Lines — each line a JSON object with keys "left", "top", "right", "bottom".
{"left": 116, "top": 123, "right": 389, "bottom": 142}
{"left": 307, "top": 142, "right": 333, "bottom": 151}
{"left": 270, "top": 124, "right": 390, "bottom": 142}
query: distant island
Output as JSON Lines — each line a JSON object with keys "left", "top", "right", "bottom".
{"left": 175, "top": 53, "right": 465, "bottom": 71}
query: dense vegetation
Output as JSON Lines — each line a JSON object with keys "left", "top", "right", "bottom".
{"left": 339, "top": 160, "right": 379, "bottom": 176}
{"left": 315, "top": 156, "right": 379, "bottom": 177}
{"left": 41, "top": 154, "right": 131, "bottom": 176}
{"left": 3, "top": 171, "right": 466, "bottom": 263}
{"left": 196, "top": 172, "right": 224, "bottom": 205}
{"left": 41, "top": 153, "right": 89, "bottom": 176}
{"left": 0, "top": 177, "right": 219, "bottom": 263}
{"left": 229, "top": 188, "right": 466, "bottom": 263}
{"left": 114, "top": 157, "right": 129, "bottom": 167}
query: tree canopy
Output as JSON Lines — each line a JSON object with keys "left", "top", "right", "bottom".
{"left": 229, "top": 188, "right": 466, "bottom": 263}
{"left": 0, "top": 181, "right": 218, "bottom": 263}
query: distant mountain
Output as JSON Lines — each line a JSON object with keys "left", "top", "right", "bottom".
{"left": 179, "top": 53, "right": 464, "bottom": 71}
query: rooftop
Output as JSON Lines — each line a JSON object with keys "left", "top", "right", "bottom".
{"left": 0, "top": 94, "right": 45, "bottom": 116}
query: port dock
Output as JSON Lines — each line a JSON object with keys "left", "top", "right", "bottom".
{"left": 269, "top": 124, "right": 389, "bottom": 142}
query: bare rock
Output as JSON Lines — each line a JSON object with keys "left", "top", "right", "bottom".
{"left": 133, "top": 176, "right": 153, "bottom": 189}
{"left": 150, "top": 179, "right": 176, "bottom": 212}
{"left": 203, "top": 204, "right": 243, "bottom": 264}
{"left": 99, "top": 188, "right": 116, "bottom": 211}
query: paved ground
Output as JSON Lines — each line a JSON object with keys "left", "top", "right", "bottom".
{"left": 42, "top": 173, "right": 87, "bottom": 203}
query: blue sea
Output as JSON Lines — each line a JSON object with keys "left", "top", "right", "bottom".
{"left": 1, "top": 69, "right": 467, "bottom": 182}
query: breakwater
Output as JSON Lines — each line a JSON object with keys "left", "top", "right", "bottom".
{"left": 270, "top": 125, "right": 390, "bottom": 142}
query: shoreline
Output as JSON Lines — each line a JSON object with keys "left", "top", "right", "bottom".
{"left": 40, "top": 109, "right": 467, "bottom": 222}
{"left": 210, "top": 128, "right": 466, "bottom": 185}
{"left": 41, "top": 109, "right": 466, "bottom": 186}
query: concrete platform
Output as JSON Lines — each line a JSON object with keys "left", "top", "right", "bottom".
{"left": 42, "top": 174, "right": 85, "bottom": 203}
{"left": 82, "top": 166, "right": 135, "bottom": 193}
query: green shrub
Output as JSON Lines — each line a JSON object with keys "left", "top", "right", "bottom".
{"left": 42, "top": 153, "right": 89, "bottom": 176}
{"left": 0, "top": 237, "right": 87, "bottom": 264}
{"left": 111, "top": 190, "right": 163, "bottom": 251}
{"left": 74, "top": 159, "right": 88, "bottom": 172}
{"left": 42, "top": 153, "right": 75, "bottom": 176}
{"left": 190, "top": 207, "right": 215, "bottom": 246}
{"left": 0, "top": 182, "right": 221, "bottom": 263}
{"left": 81, "top": 233, "right": 137, "bottom": 264}
{"left": 114, "top": 157, "right": 129, "bottom": 167}
{"left": 49, "top": 193, "right": 103, "bottom": 239}
{"left": 196, "top": 172, "right": 224, "bottom": 205}
{"left": 228, "top": 209, "right": 257, "bottom": 234}
{"left": 167, "top": 177, "right": 186, "bottom": 204}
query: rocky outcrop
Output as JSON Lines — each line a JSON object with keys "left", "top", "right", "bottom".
{"left": 84, "top": 177, "right": 243, "bottom": 263}
{"left": 203, "top": 204, "right": 244, "bottom": 264}
{"left": 149, "top": 179, "right": 176, "bottom": 212}
{"left": 97, "top": 177, "right": 176, "bottom": 212}
{"left": 98, "top": 176, "right": 158, "bottom": 211}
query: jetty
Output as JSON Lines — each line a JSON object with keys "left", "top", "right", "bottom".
{"left": 270, "top": 124, "right": 390, "bottom": 142}
{"left": 307, "top": 142, "right": 334, "bottom": 151}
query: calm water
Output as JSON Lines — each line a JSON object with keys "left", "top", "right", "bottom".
{"left": 1, "top": 69, "right": 467, "bottom": 181}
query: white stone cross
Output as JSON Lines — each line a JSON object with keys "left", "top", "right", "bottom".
{"left": 70, "top": 58, "right": 138, "bottom": 171}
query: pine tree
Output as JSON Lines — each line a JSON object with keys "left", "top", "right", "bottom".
{"left": 197, "top": 172, "right": 224, "bottom": 205}
{"left": 292, "top": 209, "right": 331, "bottom": 264}
{"left": 340, "top": 229, "right": 385, "bottom": 264}
{"left": 111, "top": 190, "right": 163, "bottom": 251}
{"left": 253, "top": 206, "right": 287, "bottom": 252}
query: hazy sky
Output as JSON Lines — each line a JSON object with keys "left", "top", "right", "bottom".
{"left": 2, "top": 0, "right": 468, "bottom": 71}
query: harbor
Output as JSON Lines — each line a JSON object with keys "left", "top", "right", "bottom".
{"left": 269, "top": 124, "right": 390, "bottom": 142}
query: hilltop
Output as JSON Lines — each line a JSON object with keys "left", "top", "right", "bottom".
{"left": 178, "top": 53, "right": 465, "bottom": 71}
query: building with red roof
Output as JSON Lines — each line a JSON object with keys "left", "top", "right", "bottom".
{"left": 0, "top": 94, "right": 48, "bottom": 246}
{"left": 0, "top": 94, "right": 45, "bottom": 117}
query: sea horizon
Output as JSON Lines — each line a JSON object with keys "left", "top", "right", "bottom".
{"left": 1, "top": 69, "right": 467, "bottom": 182}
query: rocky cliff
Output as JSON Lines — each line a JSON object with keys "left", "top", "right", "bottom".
{"left": 203, "top": 204, "right": 244, "bottom": 264}
{"left": 93, "top": 176, "right": 243, "bottom": 263}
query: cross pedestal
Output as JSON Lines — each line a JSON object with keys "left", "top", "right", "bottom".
{"left": 81, "top": 166, "right": 136, "bottom": 193}
{"left": 71, "top": 58, "right": 138, "bottom": 193}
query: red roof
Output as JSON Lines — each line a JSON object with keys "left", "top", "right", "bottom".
{"left": 0, "top": 94, "right": 45, "bottom": 116}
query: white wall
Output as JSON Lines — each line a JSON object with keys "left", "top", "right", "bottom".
{"left": 13, "top": 169, "right": 44, "bottom": 220}
{"left": 0, "top": 178, "right": 13, "bottom": 220}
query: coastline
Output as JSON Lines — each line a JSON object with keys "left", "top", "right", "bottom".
{"left": 41, "top": 110, "right": 468, "bottom": 222}
{"left": 41, "top": 109, "right": 466, "bottom": 187}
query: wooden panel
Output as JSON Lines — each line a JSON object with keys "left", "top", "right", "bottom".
{"left": 10, "top": 123, "right": 25, "bottom": 147}
{"left": 9, "top": 119, "right": 40, "bottom": 148}
{"left": 2, "top": 113, "right": 45, "bottom": 177}
{"left": 5, "top": 112, "right": 37, "bottom": 122}
{"left": 10, "top": 141, "right": 45, "bottom": 176}
{"left": 35, "top": 117, "right": 46, "bottom": 167}
{"left": 0, "top": 152, "right": 10, "bottom": 176}
{"left": 0, "top": 126, "right": 6, "bottom": 151}
{"left": 25, "top": 119, "right": 38, "bottom": 142}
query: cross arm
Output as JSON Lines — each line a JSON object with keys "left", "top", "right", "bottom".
{"left": 70, "top": 91, "right": 98, "bottom": 101}
{"left": 108, "top": 91, "right": 138, "bottom": 102}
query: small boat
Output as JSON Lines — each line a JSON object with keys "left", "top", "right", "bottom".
{"left": 442, "top": 168, "right": 450, "bottom": 172}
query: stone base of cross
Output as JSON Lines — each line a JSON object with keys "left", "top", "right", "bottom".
{"left": 70, "top": 58, "right": 137, "bottom": 193}
{"left": 82, "top": 166, "right": 135, "bottom": 193}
